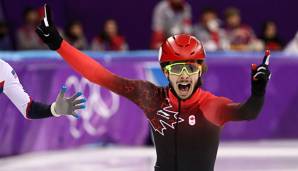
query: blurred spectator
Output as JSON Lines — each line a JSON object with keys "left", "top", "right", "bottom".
{"left": 16, "top": 7, "right": 46, "bottom": 50}
{"left": 259, "top": 21, "right": 283, "bottom": 51}
{"left": 193, "top": 8, "right": 229, "bottom": 51}
{"left": 0, "top": 21, "right": 13, "bottom": 50}
{"left": 91, "top": 19, "right": 128, "bottom": 51}
{"left": 150, "top": 0, "right": 192, "bottom": 49}
{"left": 284, "top": 31, "right": 298, "bottom": 55}
{"left": 64, "top": 21, "right": 88, "bottom": 50}
{"left": 224, "top": 7, "right": 263, "bottom": 51}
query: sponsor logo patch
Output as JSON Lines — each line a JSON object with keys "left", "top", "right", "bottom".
{"left": 188, "top": 115, "right": 196, "bottom": 126}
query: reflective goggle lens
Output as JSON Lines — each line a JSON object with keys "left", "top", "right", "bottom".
{"left": 165, "top": 63, "right": 202, "bottom": 75}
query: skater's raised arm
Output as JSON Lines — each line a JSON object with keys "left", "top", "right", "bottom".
{"left": 205, "top": 51, "right": 271, "bottom": 126}
{"left": 36, "top": 4, "right": 155, "bottom": 106}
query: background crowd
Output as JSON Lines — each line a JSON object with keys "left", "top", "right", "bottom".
{"left": 0, "top": 0, "right": 297, "bottom": 53}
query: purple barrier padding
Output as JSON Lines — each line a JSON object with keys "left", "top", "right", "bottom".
{"left": 0, "top": 59, "right": 149, "bottom": 156}
{"left": 202, "top": 57, "right": 298, "bottom": 140}
{"left": 1, "top": 55, "right": 298, "bottom": 156}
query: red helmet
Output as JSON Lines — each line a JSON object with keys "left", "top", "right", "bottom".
{"left": 159, "top": 34, "right": 206, "bottom": 63}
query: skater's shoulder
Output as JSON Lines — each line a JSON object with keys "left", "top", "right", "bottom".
{"left": 199, "top": 88, "right": 230, "bottom": 104}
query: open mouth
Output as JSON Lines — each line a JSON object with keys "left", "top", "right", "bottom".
{"left": 177, "top": 83, "right": 191, "bottom": 92}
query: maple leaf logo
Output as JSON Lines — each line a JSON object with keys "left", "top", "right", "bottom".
{"left": 149, "top": 98, "right": 184, "bottom": 136}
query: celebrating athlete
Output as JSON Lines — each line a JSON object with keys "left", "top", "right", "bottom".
{"left": 0, "top": 59, "right": 86, "bottom": 119}
{"left": 36, "top": 4, "right": 271, "bottom": 171}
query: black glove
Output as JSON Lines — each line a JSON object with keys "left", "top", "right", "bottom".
{"left": 251, "top": 50, "right": 271, "bottom": 97}
{"left": 35, "top": 4, "right": 63, "bottom": 50}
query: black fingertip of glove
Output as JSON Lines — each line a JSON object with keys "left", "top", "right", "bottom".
{"left": 48, "top": 27, "right": 63, "bottom": 50}
{"left": 251, "top": 65, "right": 271, "bottom": 97}
{"left": 35, "top": 25, "right": 63, "bottom": 50}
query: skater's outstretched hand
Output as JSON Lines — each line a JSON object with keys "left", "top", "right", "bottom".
{"left": 51, "top": 86, "right": 86, "bottom": 118}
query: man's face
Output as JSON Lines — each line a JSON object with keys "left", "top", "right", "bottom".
{"left": 104, "top": 20, "right": 118, "bottom": 37}
{"left": 25, "top": 10, "right": 40, "bottom": 26}
{"left": 226, "top": 14, "right": 240, "bottom": 28}
{"left": 70, "top": 24, "right": 83, "bottom": 37}
{"left": 164, "top": 62, "right": 201, "bottom": 99}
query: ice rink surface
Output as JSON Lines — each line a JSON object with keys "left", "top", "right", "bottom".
{"left": 1, "top": 140, "right": 298, "bottom": 171}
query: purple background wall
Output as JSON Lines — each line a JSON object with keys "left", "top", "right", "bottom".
{"left": 1, "top": 51, "right": 298, "bottom": 156}
{"left": 1, "top": 0, "right": 298, "bottom": 49}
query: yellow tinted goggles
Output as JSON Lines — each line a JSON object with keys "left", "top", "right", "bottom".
{"left": 165, "top": 62, "right": 202, "bottom": 76}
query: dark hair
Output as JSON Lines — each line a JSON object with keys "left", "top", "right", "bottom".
{"left": 201, "top": 7, "right": 217, "bottom": 15}
{"left": 224, "top": 7, "right": 240, "bottom": 18}
{"left": 0, "top": 21, "right": 8, "bottom": 28}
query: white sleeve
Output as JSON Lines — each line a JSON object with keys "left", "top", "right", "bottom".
{"left": 0, "top": 60, "right": 31, "bottom": 118}
{"left": 284, "top": 33, "right": 298, "bottom": 55}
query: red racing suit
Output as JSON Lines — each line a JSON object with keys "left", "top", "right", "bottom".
{"left": 57, "top": 40, "right": 264, "bottom": 171}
